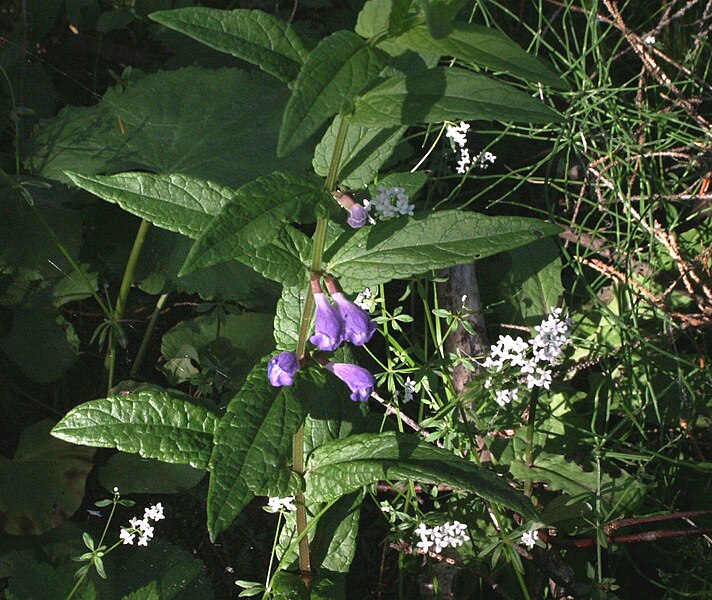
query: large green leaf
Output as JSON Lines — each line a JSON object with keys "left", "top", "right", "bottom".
{"left": 418, "top": 0, "right": 467, "bottom": 39}
{"left": 50, "top": 386, "right": 219, "bottom": 470}
{"left": 274, "top": 281, "right": 310, "bottom": 351}
{"left": 313, "top": 114, "right": 406, "bottom": 189}
{"left": 306, "top": 431, "right": 536, "bottom": 518}
{"left": 0, "top": 421, "right": 94, "bottom": 535}
{"left": 349, "top": 67, "right": 563, "bottom": 127}
{"left": 390, "top": 22, "right": 564, "bottom": 88}
{"left": 324, "top": 211, "right": 562, "bottom": 292}
{"left": 207, "top": 360, "right": 304, "bottom": 540}
{"left": 180, "top": 172, "right": 325, "bottom": 277}
{"left": 241, "top": 224, "right": 312, "bottom": 286}
{"left": 98, "top": 453, "right": 205, "bottom": 495}
{"left": 150, "top": 8, "right": 308, "bottom": 83}
{"left": 278, "top": 30, "right": 386, "bottom": 156}
{"left": 65, "top": 172, "right": 234, "bottom": 239}
{"left": 27, "top": 68, "right": 310, "bottom": 188}
{"left": 355, "top": 0, "right": 417, "bottom": 39}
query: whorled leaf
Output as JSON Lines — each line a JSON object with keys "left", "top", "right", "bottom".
{"left": 50, "top": 386, "right": 219, "bottom": 470}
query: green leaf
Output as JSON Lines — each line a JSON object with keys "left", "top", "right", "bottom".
{"left": 390, "top": 22, "right": 564, "bottom": 88}
{"left": 27, "top": 68, "right": 311, "bottom": 188}
{"left": 418, "top": 0, "right": 466, "bottom": 39}
{"left": 98, "top": 453, "right": 205, "bottom": 495}
{"left": 51, "top": 386, "right": 219, "bottom": 470}
{"left": 370, "top": 170, "right": 428, "bottom": 197}
{"left": 306, "top": 431, "right": 536, "bottom": 518}
{"left": 355, "top": 0, "right": 416, "bottom": 39}
{"left": 121, "top": 581, "right": 160, "bottom": 600}
{"left": 4, "top": 553, "right": 97, "bottom": 600}
{"left": 325, "top": 211, "right": 562, "bottom": 292}
{"left": 180, "top": 172, "right": 325, "bottom": 277}
{"left": 274, "top": 282, "right": 310, "bottom": 351}
{"left": 207, "top": 359, "right": 305, "bottom": 540}
{"left": 310, "top": 491, "right": 363, "bottom": 573}
{"left": 0, "top": 421, "right": 94, "bottom": 535}
{"left": 160, "top": 311, "right": 275, "bottom": 390}
{"left": 150, "top": 8, "right": 308, "bottom": 83}
{"left": 313, "top": 114, "right": 406, "bottom": 189}
{"left": 278, "top": 30, "right": 387, "bottom": 156}
{"left": 349, "top": 67, "right": 564, "bottom": 127}
{"left": 65, "top": 172, "right": 233, "bottom": 239}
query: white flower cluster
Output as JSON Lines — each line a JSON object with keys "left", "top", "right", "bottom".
{"left": 354, "top": 287, "right": 377, "bottom": 312}
{"left": 414, "top": 521, "right": 470, "bottom": 554}
{"left": 521, "top": 529, "right": 539, "bottom": 550}
{"left": 643, "top": 34, "right": 656, "bottom": 45}
{"left": 446, "top": 121, "right": 471, "bottom": 173}
{"left": 267, "top": 496, "right": 296, "bottom": 513}
{"left": 445, "top": 122, "right": 497, "bottom": 173}
{"left": 484, "top": 308, "right": 572, "bottom": 406}
{"left": 367, "top": 185, "right": 415, "bottom": 220}
{"left": 119, "top": 503, "right": 165, "bottom": 547}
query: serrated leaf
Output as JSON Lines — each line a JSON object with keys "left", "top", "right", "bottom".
{"left": 511, "top": 238, "right": 563, "bottom": 326}
{"left": 65, "top": 172, "right": 233, "bottom": 239}
{"left": 207, "top": 359, "right": 304, "bottom": 540}
{"left": 274, "top": 282, "right": 310, "bottom": 351}
{"left": 370, "top": 170, "right": 428, "bottom": 197}
{"left": 27, "top": 68, "right": 310, "bottom": 188}
{"left": 278, "top": 30, "right": 386, "bottom": 156}
{"left": 349, "top": 67, "right": 563, "bottom": 127}
{"left": 242, "top": 224, "right": 312, "bottom": 286}
{"left": 121, "top": 581, "right": 160, "bottom": 600}
{"left": 313, "top": 114, "right": 406, "bottom": 189}
{"left": 418, "top": 0, "right": 466, "bottom": 39}
{"left": 324, "top": 211, "right": 562, "bottom": 292}
{"left": 150, "top": 8, "right": 308, "bottom": 83}
{"left": 306, "top": 431, "right": 536, "bottom": 518}
{"left": 390, "top": 22, "right": 564, "bottom": 88}
{"left": 180, "top": 172, "right": 325, "bottom": 277}
{"left": 311, "top": 491, "right": 363, "bottom": 572}
{"left": 51, "top": 386, "right": 219, "bottom": 470}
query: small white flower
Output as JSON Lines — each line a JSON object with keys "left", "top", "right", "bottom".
{"left": 119, "top": 528, "right": 135, "bottom": 545}
{"left": 267, "top": 496, "right": 297, "bottom": 512}
{"left": 521, "top": 529, "right": 539, "bottom": 550}
{"left": 495, "top": 388, "right": 518, "bottom": 407}
{"left": 643, "top": 34, "right": 656, "bottom": 45}
{"left": 144, "top": 503, "right": 164, "bottom": 521}
{"left": 477, "top": 151, "right": 497, "bottom": 169}
{"left": 354, "top": 287, "right": 377, "bottom": 312}
{"left": 380, "top": 501, "right": 392, "bottom": 513}
{"left": 416, "top": 537, "right": 434, "bottom": 552}
{"left": 403, "top": 377, "right": 416, "bottom": 403}
{"left": 368, "top": 185, "right": 415, "bottom": 220}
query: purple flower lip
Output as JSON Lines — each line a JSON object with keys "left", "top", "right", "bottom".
{"left": 309, "top": 292, "right": 344, "bottom": 351}
{"left": 325, "top": 362, "right": 375, "bottom": 402}
{"left": 331, "top": 292, "right": 377, "bottom": 346}
{"left": 347, "top": 204, "right": 368, "bottom": 229}
{"left": 267, "top": 351, "right": 300, "bottom": 387}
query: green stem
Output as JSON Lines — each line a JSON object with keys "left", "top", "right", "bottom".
{"left": 65, "top": 572, "right": 88, "bottom": 600}
{"left": 130, "top": 292, "right": 169, "bottom": 378}
{"left": 105, "top": 219, "right": 151, "bottom": 391}
{"left": 292, "top": 115, "right": 350, "bottom": 591}
{"left": 524, "top": 388, "right": 540, "bottom": 499}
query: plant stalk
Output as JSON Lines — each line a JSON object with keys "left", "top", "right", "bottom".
{"left": 105, "top": 218, "right": 151, "bottom": 391}
{"left": 292, "top": 115, "right": 350, "bottom": 590}
{"left": 524, "top": 388, "right": 540, "bottom": 498}
{"left": 130, "top": 292, "right": 169, "bottom": 378}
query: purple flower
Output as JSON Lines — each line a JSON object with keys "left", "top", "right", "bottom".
{"left": 309, "top": 292, "right": 344, "bottom": 351}
{"left": 331, "top": 292, "right": 377, "bottom": 346}
{"left": 325, "top": 362, "right": 375, "bottom": 401}
{"left": 347, "top": 204, "right": 368, "bottom": 228}
{"left": 267, "top": 352, "right": 300, "bottom": 387}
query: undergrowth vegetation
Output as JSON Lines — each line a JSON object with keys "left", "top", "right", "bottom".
{"left": 0, "top": 0, "right": 710, "bottom": 598}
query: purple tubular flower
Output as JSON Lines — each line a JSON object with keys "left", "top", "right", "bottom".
{"left": 346, "top": 204, "right": 368, "bottom": 229}
{"left": 325, "top": 362, "right": 375, "bottom": 401}
{"left": 309, "top": 292, "right": 344, "bottom": 351}
{"left": 331, "top": 292, "right": 377, "bottom": 346}
{"left": 267, "top": 352, "right": 300, "bottom": 387}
